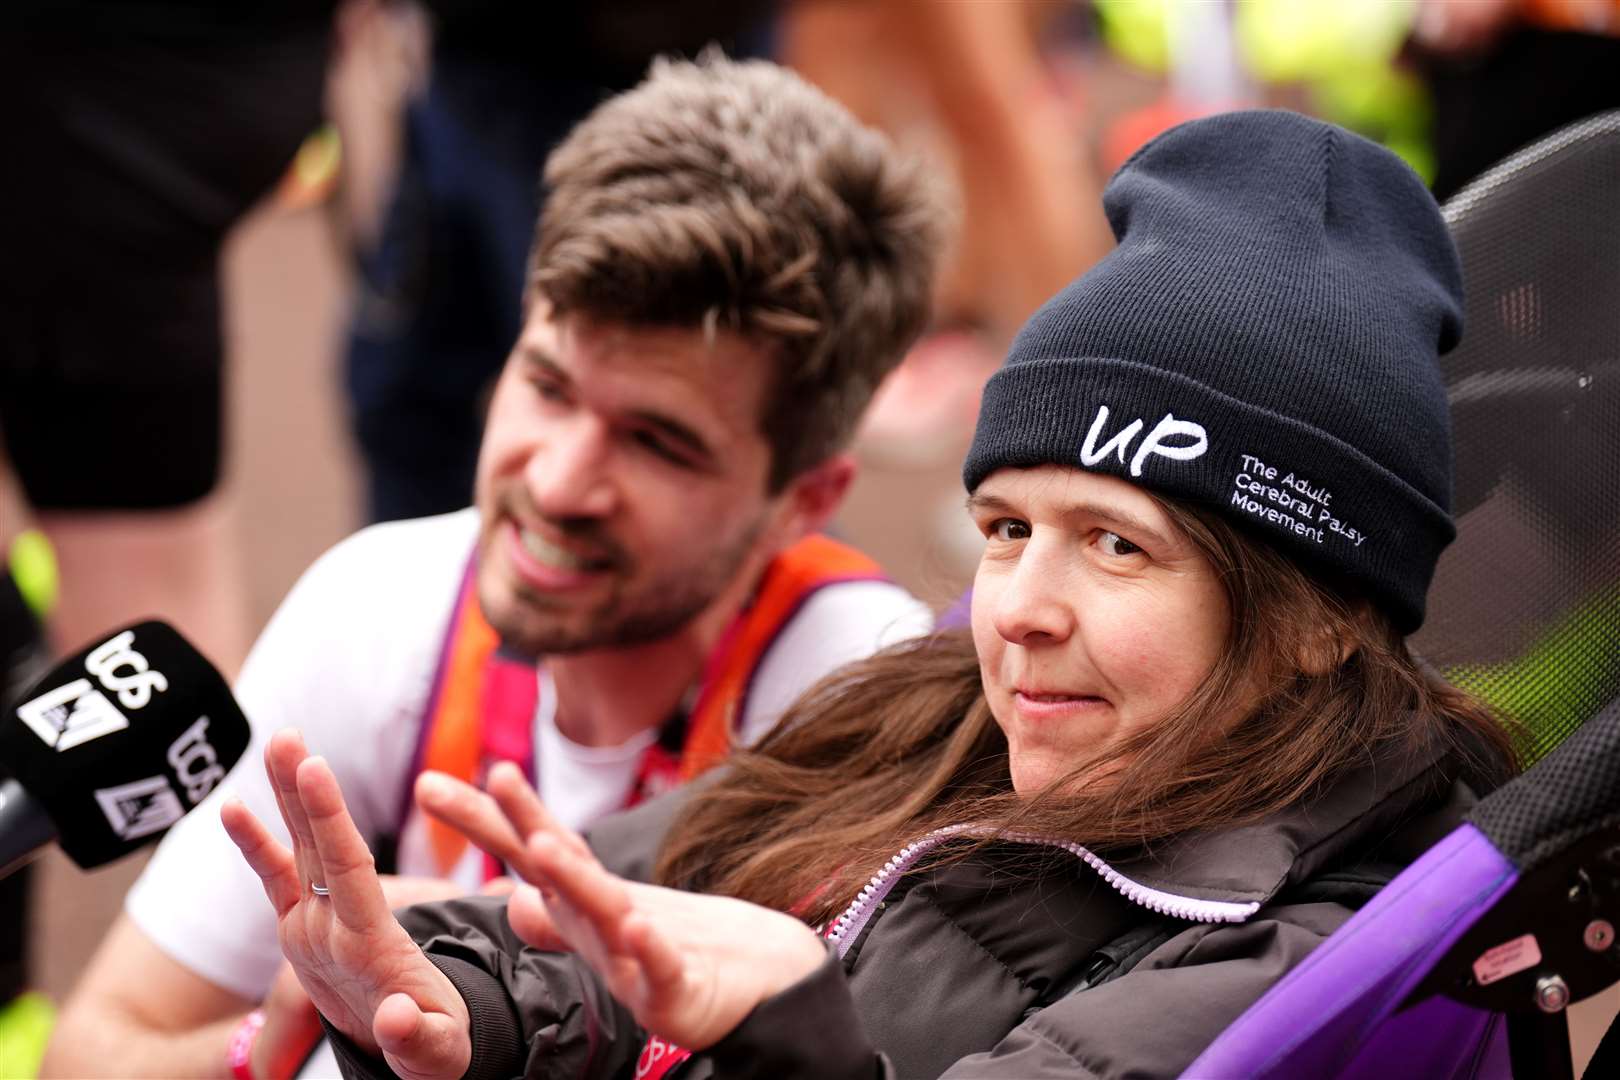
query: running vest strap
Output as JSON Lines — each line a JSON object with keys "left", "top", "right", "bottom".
{"left": 404, "top": 534, "right": 887, "bottom": 877}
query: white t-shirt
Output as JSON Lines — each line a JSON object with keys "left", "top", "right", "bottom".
{"left": 126, "top": 509, "right": 931, "bottom": 1000}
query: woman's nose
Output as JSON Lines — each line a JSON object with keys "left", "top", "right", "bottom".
{"left": 990, "top": 545, "right": 1076, "bottom": 646}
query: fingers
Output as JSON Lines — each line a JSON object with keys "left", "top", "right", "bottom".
{"left": 415, "top": 764, "right": 588, "bottom": 884}
{"left": 514, "top": 846, "right": 688, "bottom": 1027}
{"left": 486, "top": 762, "right": 590, "bottom": 859}
{"left": 506, "top": 884, "right": 569, "bottom": 952}
{"left": 526, "top": 833, "right": 633, "bottom": 953}
{"left": 414, "top": 771, "right": 526, "bottom": 868}
{"left": 295, "top": 755, "right": 392, "bottom": 929}
{"left": 221, "top": 798, "right": 302, "bottom": 916}
{"left": 265, "top": 730, "right": 321, "bottom": 890}
{"left": 374, "top": 993, "right": 471, "bottom": 1080}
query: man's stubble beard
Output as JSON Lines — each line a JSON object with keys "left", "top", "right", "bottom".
{"left": 488, "top": 511, "right": 769, "bottom": 659}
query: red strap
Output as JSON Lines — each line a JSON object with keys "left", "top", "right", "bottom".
{"left": 481, "top": 651, "right": 540, "bottom": 767}
{"left": 478, "top": 649, "right": 540, "bottom": 882}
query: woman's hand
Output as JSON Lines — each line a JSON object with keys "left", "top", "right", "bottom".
{"left": 416, "top": 763, "right": 828, "bottom": 1050}
{"left": 222, "top": 729, "right": 472, "bottom": 1080}
{"left": 251, "top": 872, "right": 493, "bottom": 1080}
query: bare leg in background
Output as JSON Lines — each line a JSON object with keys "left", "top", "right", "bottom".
{"left": 38, "top": 491, "right": 250, "bottom": 681}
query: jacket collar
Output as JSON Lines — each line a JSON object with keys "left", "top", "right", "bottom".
{"left": 1106, "top": 731, "right": 1465, "bottom": 911}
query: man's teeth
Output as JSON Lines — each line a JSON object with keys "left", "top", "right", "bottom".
{"left": 521, "top": 529, "right": 590, "bottom": 571}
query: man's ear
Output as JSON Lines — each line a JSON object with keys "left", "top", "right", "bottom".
{"left": 773, "top": 453, "right": 857, "bottom": 544}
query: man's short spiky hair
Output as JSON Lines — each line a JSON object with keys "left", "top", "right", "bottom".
{"left": 529, "top": 53, "right": 949, "bottom": 490}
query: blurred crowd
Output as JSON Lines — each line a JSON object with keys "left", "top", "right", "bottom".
{"left": 0, "top": 0, "right": 1616, "bottom": 1075}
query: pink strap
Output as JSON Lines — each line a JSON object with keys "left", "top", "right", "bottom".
{"left": 634, "top": 1035, "right": 693, "bottom": 1080}
{"left": 226, "top": 1009, "right": 265, "bottom": 1080}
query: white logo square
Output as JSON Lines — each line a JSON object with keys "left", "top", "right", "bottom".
{"left": 17, "top": 679, "right": 130, "bottom": 751}
{"left": 94, "top": 776, "right": 184, "bottom": 841}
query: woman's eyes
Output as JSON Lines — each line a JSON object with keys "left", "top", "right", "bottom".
{"left": 1098, "top": 530, "right": 1143, "bottom": 557}
{"left": 988, "top": 518, "right": 1030, "bottom": 541}
{"left": 986, "top": 520, "right": 1143, "bottom": 558}
{"left": 981, "top": 514, "right": 1147, "bottom": 560}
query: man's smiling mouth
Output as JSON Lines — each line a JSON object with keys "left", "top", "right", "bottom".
{"left": 520, "top": 528, "right": 593, "bottom": 572}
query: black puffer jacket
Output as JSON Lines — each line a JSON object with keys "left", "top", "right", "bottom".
{"left": 329, "top": 734, "right": 1478, "bottom": 1080}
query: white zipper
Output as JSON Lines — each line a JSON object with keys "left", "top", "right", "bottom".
{"left": 825, "top": 823, "right": 1262, "bottom": 959}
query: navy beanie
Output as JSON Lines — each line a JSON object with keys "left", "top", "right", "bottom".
{"left": 963, "top": 110, "right": 1464, "bottom": 632}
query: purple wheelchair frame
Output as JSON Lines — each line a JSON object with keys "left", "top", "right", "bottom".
{"left": 1186, "top": 824, "right": 1517, "bottom": 1078}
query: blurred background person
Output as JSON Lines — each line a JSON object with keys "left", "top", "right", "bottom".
{"left": 782, "top": 0, "right": 1115, "bottom": 461}
{"left": 0, "top": 1, "right": 338, "bottom": 677}
{"left": 1409, "top": 0, "right": 1620, "bottom": 199}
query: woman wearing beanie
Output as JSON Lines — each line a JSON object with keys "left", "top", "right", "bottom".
{"left": 226, "top": 111, "right": 1518, "bottom": 1080}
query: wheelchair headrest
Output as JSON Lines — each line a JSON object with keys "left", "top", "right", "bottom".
{"left": 1413, "top": 111, "right": 1620, "bottom": 764}
{"left": 1468, "top": 694, "right": 1620, "bottom": 874}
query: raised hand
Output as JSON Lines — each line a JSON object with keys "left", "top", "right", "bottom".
{"left": 222, "top": 729, "right": 472, "bottom": 1080}
{"left": 416, "top": 763, "right": 827, "bottom": 1050}
{"left": 253, "top": 873, "right": 485, "bottom": 1080}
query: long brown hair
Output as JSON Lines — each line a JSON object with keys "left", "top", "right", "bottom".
{"left": 656, "top": 499, "right": 1520, "bottom": 926}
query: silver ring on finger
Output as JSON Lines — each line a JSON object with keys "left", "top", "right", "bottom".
{"left": 310, "top": 881, "right": 330, "bottom": 896}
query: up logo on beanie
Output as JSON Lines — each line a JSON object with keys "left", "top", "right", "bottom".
{"left": 1080, "top": 405, "right": 1208, "bottom": 477}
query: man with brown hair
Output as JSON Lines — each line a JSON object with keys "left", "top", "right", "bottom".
{"left": 44, "top": 55, "right": 946, "bottom": 1080}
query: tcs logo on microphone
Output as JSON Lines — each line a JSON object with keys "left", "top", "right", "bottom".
{"left": 167, "top": 717, "right": 226, "bottom": 802}
{"left": 17, "top": 630, "right": 169, "bottom": 751}
{"left": 94, "top": 716, "right": 229, "bottom": 841}
{"left": 12, "top": 626, "right": 237, "bottom": 844}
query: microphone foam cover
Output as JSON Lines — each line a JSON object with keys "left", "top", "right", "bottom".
{"left": 0, "top": 621, "right": 251, "bottom": 868}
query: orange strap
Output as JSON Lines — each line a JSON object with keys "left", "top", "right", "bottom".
{"left": 679, "top": 535, "right": 884, "bottom": 780}
{"left": 419, "top": 571, "right": 500, "bottom": 873}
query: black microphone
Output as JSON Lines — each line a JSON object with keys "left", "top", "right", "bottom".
{"left": 0, "top": 621, "right": 250, "bottom": 877}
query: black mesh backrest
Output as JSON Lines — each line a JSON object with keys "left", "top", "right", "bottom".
{"left": 1469, "top": 695, "right": 1620, "bottom": 873}
{"left": 1411, "top": 113, "right": 1620, "bottom": 765}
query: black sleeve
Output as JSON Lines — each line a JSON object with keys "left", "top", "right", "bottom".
{"left": 321, "top": 952, "right": 528, "bottom": 1080}
{"left": 322, "top": 945, "right": 890, "bottom": 1080}
{"left": 403, "top": 894, "right": 647, "bottom": 1080}
{"left": 697, "top": 944, "right": 886, "bottom": 1080}
{"left": 321, "top": 1015, "right": 393, "bottom": 1080}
